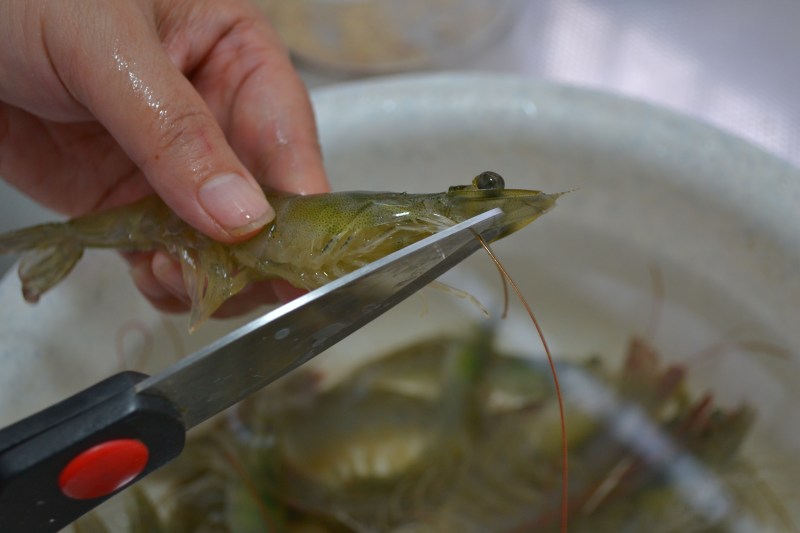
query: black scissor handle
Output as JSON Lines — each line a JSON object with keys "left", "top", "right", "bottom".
{"left": 0, "top": 372, "right": 185, "bottom": 532}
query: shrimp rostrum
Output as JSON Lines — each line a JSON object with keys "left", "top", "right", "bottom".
{"left": 0, "top": 172, "right": 564, "bottom": 330}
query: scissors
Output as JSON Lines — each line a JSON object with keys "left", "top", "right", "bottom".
{"left": 0, "top": 208, "right": 504, "bottom": 532}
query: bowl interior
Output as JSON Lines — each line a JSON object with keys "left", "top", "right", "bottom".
{"left": 310, "top": 75, "right": 800, "bottom": 519}
{"left": 0, "top": 74, "right": 798, "bottom": 527}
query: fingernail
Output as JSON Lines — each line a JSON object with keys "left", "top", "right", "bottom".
{"left": 198, "top": 173, "right": 274, "bottom": 236}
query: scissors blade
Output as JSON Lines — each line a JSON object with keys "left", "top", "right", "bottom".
{"left": 136, "top": 208, "right": 504, "bottom": 429}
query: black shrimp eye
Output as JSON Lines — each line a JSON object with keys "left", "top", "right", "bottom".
{"left": 474, "top": 171, "right": 505, "bottom": 190}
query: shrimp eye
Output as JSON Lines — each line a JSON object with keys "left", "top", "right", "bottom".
{"left": 474, "top": 171, "right": 505, "bottom": 190}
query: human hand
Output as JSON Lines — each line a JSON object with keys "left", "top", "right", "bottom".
{"left": 0, "top": 0, "right": 329, "bottom": 316}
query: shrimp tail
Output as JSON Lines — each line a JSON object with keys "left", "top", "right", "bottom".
{"left": 0, "top": 223, "right": 83, "bottom": 303}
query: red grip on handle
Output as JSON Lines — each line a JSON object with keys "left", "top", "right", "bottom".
{"left": 58, "top": 439, "right": 149, "bottom": 500}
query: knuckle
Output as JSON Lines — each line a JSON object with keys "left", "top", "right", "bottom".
{"left": 153, "top": 107, "right": 220, "bottom": 161}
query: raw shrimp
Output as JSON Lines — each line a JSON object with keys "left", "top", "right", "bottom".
{"left": 74, "top": 329, "right": 795, "bottom": 533}
{"left": 0, "top": 171, "right": 564, "bottom": 330}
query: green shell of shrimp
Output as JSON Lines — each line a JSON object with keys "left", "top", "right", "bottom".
{"left": 0, "top": 172, "right": 564, "bottom": 330}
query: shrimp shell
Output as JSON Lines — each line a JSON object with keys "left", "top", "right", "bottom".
{"left": 0, "top": 172, "right": 565, "bottom": 330}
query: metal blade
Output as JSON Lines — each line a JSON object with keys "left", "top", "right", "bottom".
{"left": 136, "top": 208, "right": 504, "bottom": 429}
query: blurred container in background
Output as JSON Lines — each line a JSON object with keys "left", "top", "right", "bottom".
{"left": 256, "top": 0, "right": 525, "bottom": 73}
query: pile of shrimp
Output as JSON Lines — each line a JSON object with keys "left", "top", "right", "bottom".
{"left": 74, "top": 328, "right": 794, "bottom": 533}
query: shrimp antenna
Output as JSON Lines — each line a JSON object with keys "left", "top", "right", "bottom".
{"left": 473, "top": 233, "right": 569, "bottom": 533}
{"left": 494, "top": 260, "right": 510, "bottom": 319}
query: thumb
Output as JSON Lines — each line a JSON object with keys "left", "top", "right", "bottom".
{"left": 55, "top": 3, "right": 273, "bottom": 242}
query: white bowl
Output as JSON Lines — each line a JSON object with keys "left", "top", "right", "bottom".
{"left": 1, "top": 73, "right": 798, "bottom": 527}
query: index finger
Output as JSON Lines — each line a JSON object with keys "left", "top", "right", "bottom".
{"left": 181, "top": 4, "right": 330, "bottom": 195}
{"left": 46, "top": 0, "right": 276, "bottom": 242}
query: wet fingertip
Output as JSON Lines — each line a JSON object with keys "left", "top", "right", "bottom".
{"left": 292, "top": 150, "right": 331, "bottom": 195}
{"left": 130, "top": 260, "right": 151, "bottom": 287}
{"left": 267, "top": 147, "right": 331, "bottom": 196}
{"left": 151, "top": 251, "right": 175, "bottom": 272}
{"left": 273, "top": 280, "right": 308, "bottom": 303}
{"left": 131, "top": 260, "right": 171, "bottom": 302}
{"left": 284, "top": 172, "right": 331, "bottom": 196}
{"left": 152, "top": 252, "right": 188, "bottom": 300}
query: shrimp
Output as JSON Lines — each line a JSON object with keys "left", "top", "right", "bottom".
{"left": 0, "top": 171, "right": 564, "bottom": 330}
{"left": 74, "top": 329, "right": 796, "bottom": 533}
